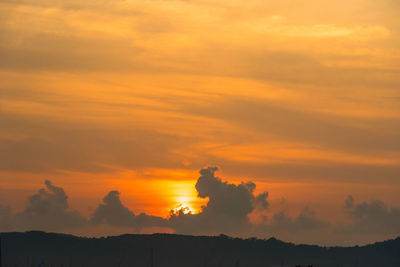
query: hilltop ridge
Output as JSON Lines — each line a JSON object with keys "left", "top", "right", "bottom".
{"left": 1, "top": 231, "right": 400, "bottom": 267}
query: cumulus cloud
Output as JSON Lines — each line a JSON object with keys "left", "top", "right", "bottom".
{"left": 1, "top": 170, "right": 400, "bottom": 246}
{"left": 167, "top": 167, "right": 270, "bottom": 235}
{"left": 0, "top": 180, "right": 87, "bottom": 232}
{"left": 91, "top": 191, "right": 136, "bottom": 227}
{"left": 343, "top": 195, "right": 400, "bottom": 235}
{"left": 15, "top": 180, "right": 87, "bottom": 231}
{"left": 91, "top": 190, "right": 167, "bottom": 230}
{"left": 195, "top": 167, "right": 256, "bottom": 218}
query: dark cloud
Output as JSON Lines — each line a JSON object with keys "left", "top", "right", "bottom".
{"left": 168, "top": 167, "right": 269, "bottom": 235}
{"left": 196, "top": 167, "right": 257, "bottom": 220}
{"left": 91, "top": 190, "right": 167, "bottom": 230}
{"left": 254, "top": 192, "right": 269, "bottom": 210}
{"left": 1, "top": 181, "right": 87, "bottom": 232}
{"left": 91, "top": 191, "right": 136, "bottom": 227}
{"left": 270, "top": 207, "right": 328, "bottom": 233}
{"left": 343, "top": 195, "right": 400, "bottom": 235}
{"left": 132, "top": 213, "right": 168, "bottom": 230}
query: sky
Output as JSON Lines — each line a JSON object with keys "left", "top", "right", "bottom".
{"left": 0, "top": 0, "right": 399, "bottom": 246}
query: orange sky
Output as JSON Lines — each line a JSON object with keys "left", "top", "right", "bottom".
{"left": 0, "top": 0, "right": 399, "bottom": 245}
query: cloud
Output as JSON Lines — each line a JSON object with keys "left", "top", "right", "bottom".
{"left": 91, "top": 191, "right": 136, "bottom": 227}
{"left": 91, "top": 190, "right": 168, "bottom": 230}
{"left": 254, "top": 191, "right": 269, "bottom": 210}
{"left": 3, "top": 180, "right": 88, "bottom": 231}
{"left": 1, "top": 0, "right": 398, "bottom": 87}
{"left": 0, "top": 111, "right": 194, "bottom": 173}
{"left": 270, "top": 207, "right": 328, "bottom": 233}
{"left": 195, "top": 167, "right": 257, "bottom": 219}
{"left": 343, "top": 195, "right": 400, "bottom": 235}
{"left": 0, "top": 34, "right": 144, "bottom": 71}
{"left": 1, "top": 169, "right": 400, "bottom": 246}
{"left": 0, "top": 204, "right": 13, "bottom": 231}
{"left": 183, "top": 97, "right": 400, "bottom": 154}
{"left": 249, "top": 205, "right": 329, "bottom": 245}
{"left": 168, "top": 167, "right": 269, "bottom": 235}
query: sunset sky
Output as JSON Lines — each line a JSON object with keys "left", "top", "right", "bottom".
{"left": 0, "top": 0, "right": 399, "bottom": 246}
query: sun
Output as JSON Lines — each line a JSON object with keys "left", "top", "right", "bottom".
{"left": 169, "top": 185, "right": 201, "bottom": 215}
{"left": 170, "top": 196, "right": 197, "bottom": 215}
{"left": 171, "top": 204, "right": 194, "bottom": 215}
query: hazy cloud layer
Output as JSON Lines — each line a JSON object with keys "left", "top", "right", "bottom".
{"left": 270, "top": 208, "right": 328, "bottom": 233}
{"left": 1, "top": 0, "right": 399, "bottom": 184}
{"left": 182, "top": 98, "right": 400, "bottom": 153}
{"left": 342, "top": 195, "right": 400, "bottom": 235}
{"left": 1, "top": 107, "right": 398, "bottom": 183}
{"left": 0, "top": 111, "right": 194, "bottom": 173}
{"left": 1, "top": 168, "right": 400, "bottom": 245}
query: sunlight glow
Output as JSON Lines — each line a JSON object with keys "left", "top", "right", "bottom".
{"left": 171, "top": 204, "right": 195, "bottom": 215}
{"left": 172, "top": 196, "right": 199, "bottom": 214}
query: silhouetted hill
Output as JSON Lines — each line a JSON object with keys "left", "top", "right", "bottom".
{"left": 1, "top": 231, "right": 400, "bottom": 267}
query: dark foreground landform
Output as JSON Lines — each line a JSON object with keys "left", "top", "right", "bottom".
{"left": 1, "top": 231, "right": 399, "bottom": 267}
